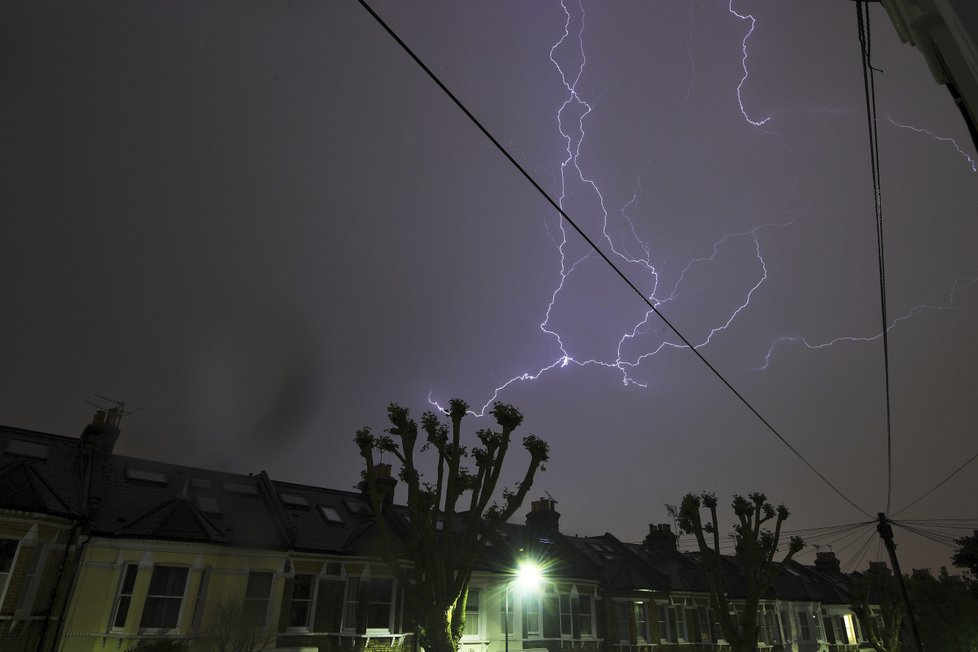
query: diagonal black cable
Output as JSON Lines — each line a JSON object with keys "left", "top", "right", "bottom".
{"left": 357, "top": 0, "right": 873, "bottom": 518}
{"left": 892, "top": 450, "right": 978, "bottom": 516}
{"left": 856, "top": 1, "right": 894, "bottom": 515}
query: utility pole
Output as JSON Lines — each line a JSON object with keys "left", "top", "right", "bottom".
{"left": 876, "top": 513, "right": 924, "bottom": 652}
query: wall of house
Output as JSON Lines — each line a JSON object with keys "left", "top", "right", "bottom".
{"left": 0, "top": 513, "right": 80, "bottom": 652}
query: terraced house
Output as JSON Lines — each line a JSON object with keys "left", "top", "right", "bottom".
{"left": 1, "top": 412, "right": 877, "bottom": 651}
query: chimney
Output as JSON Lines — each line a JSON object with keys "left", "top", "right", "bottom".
{"left": 525, "top": 497, "right": 560, "bottom": 537}
{"left": 80, "top": 409, "right": 121, "bottom": 459}
{"left": 815, "top": 551, "right": 841, "bottom": 573}
{"left": 358, "top": 463, "right": 397, "bottom": 506}
{"left": 643, "top": 523, "right": 678, "bottom": 552}
{"left": 868, "top": 561, "right": 890, "bottom": 573}
{"left": 79, "top": 409, "right": 122, "bottom": 515}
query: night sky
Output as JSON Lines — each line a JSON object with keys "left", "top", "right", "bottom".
{"left": 2, "top": 0, "right": 977, "bottom": 572}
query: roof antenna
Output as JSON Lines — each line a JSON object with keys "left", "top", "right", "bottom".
{"left": 84, "top": 394, "right": 143, "bottom": 422}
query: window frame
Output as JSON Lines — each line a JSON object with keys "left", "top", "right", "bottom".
{"left": 287, "top": 573, "right": 317, "bottom": 631}
{"left": 243, "top": 570, "right": 274, "bottom": 628}
{"left": 0, "top": 538, "right": 22, "bottom": 614}
{"left": 109, "top": 563, "right": 139, "bottom": 630}
{"left": 577, "top": 592, "right": 595, "bottom": 639}
{"left": 138, "top": 565, "right": 190, "bottom": 631}
{"left": 461, "top": 587, "right": 482, "bottom": 641}
{"left": 364, "top": 576, "right": 396, "bottom": 634}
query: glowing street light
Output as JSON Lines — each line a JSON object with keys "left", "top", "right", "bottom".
{"left": 505, "top": 559, "right": 544, "bottom": 652}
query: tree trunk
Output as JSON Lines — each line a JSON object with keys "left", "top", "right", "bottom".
{"left": 417, "top": 604, "right": 460, "bottom": 652}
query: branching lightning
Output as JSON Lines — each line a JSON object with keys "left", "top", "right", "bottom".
{"left": 427, "top": 1, "right": 976, "bottom": 418}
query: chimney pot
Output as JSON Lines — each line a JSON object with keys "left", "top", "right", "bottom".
{"left": 93, "top": 410, "right": 106, "bottom": 425}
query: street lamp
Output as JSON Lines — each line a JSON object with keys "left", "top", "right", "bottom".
{"left": 505, "top": 560, "right": 544, "bottom": 652}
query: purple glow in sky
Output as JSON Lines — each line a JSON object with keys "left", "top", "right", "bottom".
{"left": 2, "top": 0, "right": 977, "bottom": 572}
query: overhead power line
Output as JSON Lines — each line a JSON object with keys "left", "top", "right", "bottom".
{"left": 855, "top": 0, "right": 894, "bottom": 515}
{"left": 892, "top": 450, "right": 978, "bottom": 516}
{"left": 357, "top": 0, "right": 872, "bottom": 520}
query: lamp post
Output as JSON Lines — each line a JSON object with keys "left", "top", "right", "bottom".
{"left": 505, "top": 560, "right": 543, "bottom": 652}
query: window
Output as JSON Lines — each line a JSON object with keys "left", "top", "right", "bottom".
{"left": 279, "top": 492, "right": 309, "bottom": 508}
{"left": 288, "top": 574, "right": 315, "bottom": 629}
{"left": 191, "top": 567, "right": 211, "bottom": 630}
{"left": 243, "top": 571, "right": 273, "bottom": 627}
{"left": 224, "top": 482, "right": 259, "bottom": 495}
{"left": 674, "top": 605, "right": 689, "bottom": 642}
{"left": 140, "top": 566, "right": 189, "bottom": 629}
{"left": 365, "top": 578, "right": 394, "bottom": 631}
{"left": 126, "top": 468, "right": 168, "bottom": 485}
{"left": 559, "top": 593, "right": 572, "bottom": 637}
{"left": 319, "top": 505, "right": 343, "bottom": 523}
{"left": 697, "top": 605, "right": 712, "bottom": 642}
{"left": 196, "top": 495, "right": 221, "bottom": 514}
{"left": 813, "top": 610, "right": 825, "bottom": 641}
{"left": 501, "top": 592, "right": 514, "bottom": 636}
{"left": 343, "top": 576, "right": 360, "bottom": 631}
{"left": 614, "top": 602, "right": 630, "bottom": 643}
{"left": 633, "top": 602, "right": 648, "bottom": 644}
{"left": 6, "top": 439, "right": 49, "bottom": 459}
{"left": 0, "top": 539, "right": 21, "bottom": 611}
{"left": 798, "top": 611, "right": 812, "bottom": 640}
{"left": 656, "top": 603, "right": 671, "bottom": 642}
{"left": 843, "top": 614, "right": 858, "bottom": 644}
{"left": 110, "top": 564, "right": 138, "bottom": 629}
{"left": 525, "top": 594, "right": 542, "bottom": 638}
{"left": 463, "top": 588, "right": 480, "bottom": 638}
{"left": 577, "top": 594, "right": 594, "bottom": 637}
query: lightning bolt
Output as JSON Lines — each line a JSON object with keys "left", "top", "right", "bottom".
{"left": 887, "top": 115, "right": 977, "bottom": 172}
{"left": 728, "top": 0, "right": 771, "bottom": 127}
{"left": 432, "top": 0, "right": 778, "bottom": 416}
{"left": 760, "top": 277, "right": 978, "bottom": 370}
{"left": 428, "top": 1, "right": 975, "bottom": 418}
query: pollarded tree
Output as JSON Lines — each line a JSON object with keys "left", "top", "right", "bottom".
{"left": 355, "top": 399, "right": 549, "bottom": 652}
{"left": 851, "top": 563, "right": 904, "bottom": 652}
{"left": 671, "top": 492, "right": 804, "bottom": 652}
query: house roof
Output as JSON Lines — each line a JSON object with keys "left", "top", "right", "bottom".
{"left": 0, "top": 420, "right": 868, "bottom": 608}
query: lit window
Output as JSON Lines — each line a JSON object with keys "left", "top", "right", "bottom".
{"left": 0, "top": 539, "right": 21, "bottom": 611}
{"left": 288, "top": 574, "right": 315, "bottom": 629}
{"left": 126, "top": 468, "right": 168, "bottom": 485}
{"left": 110, "top": 563, "right": 138, "bottom": 629}
{"left": 6, "top": 439, "right": 49, "bottom": 459}
{"left": 319, "top": 506, "right": 343, "bottom": 523}
{"left": 140, "top": 566, "right": 189, "bottom": 629}
{"left": 244, "top": 571, "right": 273, "bottom": 627}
